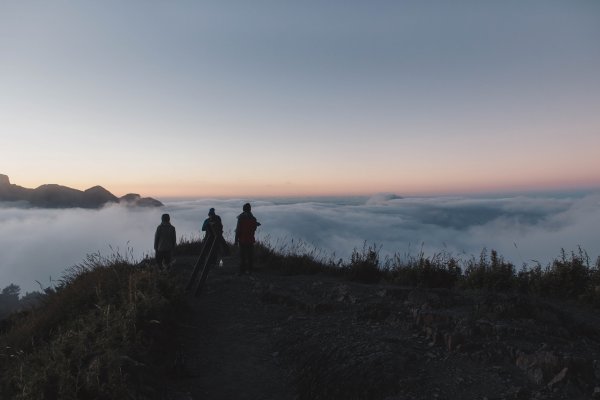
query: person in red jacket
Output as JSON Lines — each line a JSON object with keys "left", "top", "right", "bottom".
{"left": 234, "top": 203, "right": 261, "bottom": 274}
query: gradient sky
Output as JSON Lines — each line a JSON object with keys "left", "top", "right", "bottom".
{"left": 1, "top": 1, "right": 599, "bottom": 197}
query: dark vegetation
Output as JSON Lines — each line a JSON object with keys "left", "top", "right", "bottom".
{"left": 0, "top": 253, "right": 183, "bottom": 399}
{"left": 254, "top": 241, "right": 600, "bottom": 400}
{"left": 0, "top": 285, "right": 43, "bottom": 322}
{"left": 257, "top": 241, "right": 600, "bottom": 308}
{"left": 1, "top": 236, "right": 599, "bottom": 399}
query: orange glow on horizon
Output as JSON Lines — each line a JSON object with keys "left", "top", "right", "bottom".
{"left": 5, "top": 172, "right": 600, "bottom": 200}
{"left": 111, "top": 178, "right": 600, "bottom": 200}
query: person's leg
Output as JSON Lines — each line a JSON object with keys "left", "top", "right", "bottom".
{"left": 247, "top": 244, "right": 254, "bottom": 273}
{"left": 163, "top": 251, "right": 172, "bottom": 268}
{"left": 155, "top": 251, "right": 166, "bottom": 268}
{"left": 239, "top": 245, "right": 249, "bottom": 273}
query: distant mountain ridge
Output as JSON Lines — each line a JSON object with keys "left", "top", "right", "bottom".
{"left": 0, "top": 174, "right": 163, "bottom": 208}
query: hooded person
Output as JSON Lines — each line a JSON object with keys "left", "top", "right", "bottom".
{"left": 154, "top": 213, "right": 176, "bottom": 269}
{"left": 202, "top": 208, "right": 223, "bottom": 241}
{"left": 234, "top": 203, "right": 261, "bottom": 274}
{"left": 200, "top": 207, "right": 228, "bottom": 266}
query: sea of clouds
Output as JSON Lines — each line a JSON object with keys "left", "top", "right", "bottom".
{"left": 1, "top": 192, "right": 599, "bottom": 294}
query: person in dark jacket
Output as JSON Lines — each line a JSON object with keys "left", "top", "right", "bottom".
{"left": 201, "top": 208, "right": 223, "bottom": 241}
{"left": 154, "top": 213, "right": 176, "bottom": 269}
{"left": 234, "top": 203, "right": 261, "bottom": 274}
{"left": 201, "top": 208, "right": 226, "bottom": 265}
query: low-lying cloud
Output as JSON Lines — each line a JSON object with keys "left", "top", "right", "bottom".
{"left": 1, "top": 192, "right": 599, "bottom": 294}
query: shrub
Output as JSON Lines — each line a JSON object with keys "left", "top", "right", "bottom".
{"left": 255, "top": 238, "right": 339, "bottom": 276}
{"left": 388, "top": 251, "right": 462, "bottom": 288}
{"left": 173, "top": 234, "right": 203, "bottom": 256}
{"left": 345, "top": 243, "right": 382, "bottom": 284}
{"left": 585, "top": 257, "right": 600, "bottom": 306}
{"left": 462, "top": 249, "right": 516, "bottom": 291}
{"left": 516, "top": 263, "right": 544, "bottom": 295}
{"left": 531, "top": 248, "right": 591, "bottom": 300}
{"left": 0, "top": 284, "right": 21, "bottom": 320}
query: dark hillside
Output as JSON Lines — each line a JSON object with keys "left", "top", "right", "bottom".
{"left": 164, "top": 248, "right": 600, "bottom": 400}
{"left": 0, "top": 174, "right": 31, "bottom": 201}
{"left": 29, "top": 184, "right": 90, "bottom": 208}
{"left": 2, "top": 240, "right": 600, "bottom": 399}
{"left": 0, "top": 174, "right": 163, "bottom": 208}
{"left": 82, "top": 185, "right": 119, "bottom": 208}
{"left": 0, "top": 254, "right": 182, "bottom": 399}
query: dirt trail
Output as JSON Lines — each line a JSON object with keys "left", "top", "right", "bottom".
{"left": 161, "top": 255, "right": 600, "bottom": 400}
{"left": 165, "top": 256, "right": 296, "bottom": 400}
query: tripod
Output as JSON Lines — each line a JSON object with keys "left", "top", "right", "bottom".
{"left": 185, "top": 234, "right": 219, "bottom": 297}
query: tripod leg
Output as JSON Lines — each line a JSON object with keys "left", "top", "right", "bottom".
{"left": 195, "top": 237, "right": 217, "bottom": 297}
{"left": 186, "top": 239, "right": 209, "bottom": 291}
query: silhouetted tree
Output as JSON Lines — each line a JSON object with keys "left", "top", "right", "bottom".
{"left": 0, "top": 284, "right": 21, "bottom": 319}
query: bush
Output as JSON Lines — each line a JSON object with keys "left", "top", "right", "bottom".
{"left": 585, "top": 257, "right": 600, "bottom": 306}
{"left": 345, "top": 243, "right": 382, "bottom": 284}
{"left": 255, "top": 238, "right": 339, "bottom": 276}
{"left": 516, "top": 263, "right": 544, "bottom": 295}
{"left": 173, "top": 234, "right": 203, "bottom": 256}
{"left": 389, "top": 252, "right": 461, "bottom": 289}
{"left": 522, "top": 248, "right": 591, "bottom": 300}
{"left": 462, "top": 249, "right": 516, "bottom": 291}
{"left": 0, "top": 284, "right": 21, "bottom": 320}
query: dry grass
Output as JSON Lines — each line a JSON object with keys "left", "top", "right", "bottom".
{"left": 257, "top": 238, "right": 600, "bottom": 307}
{"left": 0, "top": 252, "right": 182, "bottom": 399}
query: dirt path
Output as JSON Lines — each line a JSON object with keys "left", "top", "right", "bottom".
{"left": 165, "top": 256, "right": 296, "bottom": 400}
{"left": 161, "top": 255, "right": 600, "bottom": 400}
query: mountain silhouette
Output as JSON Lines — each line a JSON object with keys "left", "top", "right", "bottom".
{"left": 0, "top": 174, "right": 163, "bottom": 208}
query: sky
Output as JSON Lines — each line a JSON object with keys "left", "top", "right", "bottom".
{"left": 1, "top": 1, "right": 599, "bottom": 198}
{"left": 1, "top": 194, "right": 599, "bottom": 294}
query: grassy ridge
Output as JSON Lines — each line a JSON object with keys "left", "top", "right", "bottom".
{"left": 1, "top": 239, "right": 599, "bottom": 399}
{"left": 0, "top": 253, "right": 183, "bottom": 399}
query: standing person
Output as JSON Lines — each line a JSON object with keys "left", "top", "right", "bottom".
{"left": 201, "top": 208, "right": 223, "bottom": 241}
{"left": 154, "top": 213, "right": 176, "bottom": 269}
{"left": 234, "top": 203, "right": 261, "bottom": 274}
{"left": 201, "top": 208, "right": 225, "bottom": 265}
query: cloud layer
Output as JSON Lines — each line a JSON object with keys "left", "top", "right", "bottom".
{"left": 1, "top": 193, "right": 599, "bottom": 293}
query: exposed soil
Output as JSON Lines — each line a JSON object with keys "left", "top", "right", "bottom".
{"left": 161, "top": 256, "right": 600, "bottom": 400}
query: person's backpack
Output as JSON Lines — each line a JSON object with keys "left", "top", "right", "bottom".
{"left": 211, "top": 216, "right": 224, "bottom": 236}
